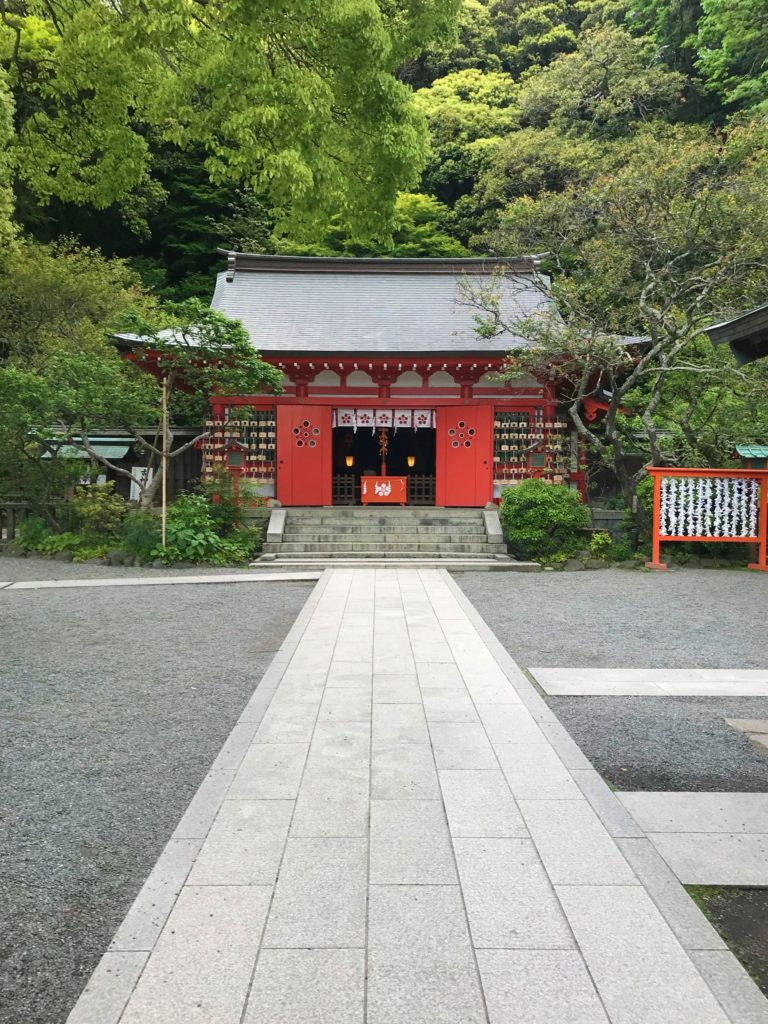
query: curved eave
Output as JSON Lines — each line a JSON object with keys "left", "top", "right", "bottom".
{"left": 705, "top": 304, "right": 768, "bottom": 365}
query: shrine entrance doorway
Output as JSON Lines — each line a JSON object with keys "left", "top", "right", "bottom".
{"left": 332, "top": 423, "right": 436, "bottom": 506}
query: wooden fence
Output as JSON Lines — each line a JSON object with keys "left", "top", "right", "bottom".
{"left": 0, "top": 502, "right": 29, "bottom": 541}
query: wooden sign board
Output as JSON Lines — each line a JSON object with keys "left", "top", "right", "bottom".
{"left": 361, "top": 476, "right": 407, "bottom": 506}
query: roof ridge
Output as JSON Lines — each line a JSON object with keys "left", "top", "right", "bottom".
{"left": 218, "top": 250, "right": 541, "bottom": 278}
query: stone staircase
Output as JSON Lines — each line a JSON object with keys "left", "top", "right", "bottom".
{"left": 254, "top": 507, "right": 540, "bottom": 571}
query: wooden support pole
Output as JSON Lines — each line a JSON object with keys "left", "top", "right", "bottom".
{"left": 645, "top": 470, "right": 668, "bottom": 570}
{"left": 748, "top": 476, "right": 768, "bottom": 572}
{"left": 161, "top": 376, "right": 168, "bottom": 548}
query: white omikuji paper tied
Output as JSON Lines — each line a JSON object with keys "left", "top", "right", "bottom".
{"left": 659, "top": 474, "right": 758, "bottom": 538}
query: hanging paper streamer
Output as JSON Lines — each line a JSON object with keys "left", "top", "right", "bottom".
{"left": 332, "top": 408, "right": 434, "bottom": 433}
{"left": 413, "top": 410, "right": 435, "bottom": 431}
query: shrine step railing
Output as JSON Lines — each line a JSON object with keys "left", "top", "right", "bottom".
{"left": 645, "top": 467, "right": 768, "bottom": 572}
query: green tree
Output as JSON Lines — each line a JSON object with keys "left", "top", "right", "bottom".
{"left": 401, "top": 0, "right": 508, "bottom": 85}
{"left": 273, "top": 192, "right": 469, "bottom": 256}
{"left": 517, "top": 24, "right": 687, "bottom": 133}
{"left": 695, "top": 0, "right": 768, "bottom": 112}
{"left": 0, "top": 241, "right": 150, "bottom": 365}
{"left": 628, "top": 0, "right": 703, "bottom": 72}
{"left": 0, "top": 69, "right": 16, "bottom": 258}
{"left": 1, "top": 0, "right": 460, "bottom": 237}
{"left": 415, "top": 68, "right": 519, "bottom": 202}
{"left": 469, "top": 123, "right": 768, "bottom": 516}
{"left": 500, "top": 0, "right": 581, "bottom": 75}
{"left": 0, "top": 245, "right": 282, "bottom": 507}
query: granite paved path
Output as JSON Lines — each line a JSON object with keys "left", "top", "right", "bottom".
{"left": 66, "top": 568, "right": 768, "bottom": 1024}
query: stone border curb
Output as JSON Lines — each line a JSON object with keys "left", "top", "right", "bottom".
{"left": 3, "top": 571, "right": 321, "bottom": 591}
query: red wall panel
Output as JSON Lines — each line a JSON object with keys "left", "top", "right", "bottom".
{"left": 436, "top": 406, "right": 493, "bottom": 506}
{"left": 276, "top": 406, "right": 332, "bottom": 506}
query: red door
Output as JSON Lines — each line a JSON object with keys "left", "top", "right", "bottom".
{"left": 276, "top": 406, "right": 332, "bottom": 506}
{"left": 436, "top": 406, "right": 493, "bottom": 507}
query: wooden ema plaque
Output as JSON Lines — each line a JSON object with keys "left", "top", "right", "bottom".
{"left": 361, "top": 476, "right": 407, "bottom": 505}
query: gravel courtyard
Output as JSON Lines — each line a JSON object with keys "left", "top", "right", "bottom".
{"left": 0, "top": 565, "right": 313, "bottom": 1024}
{"left": 457, "top": 568, "right": 768, "bottom": 791}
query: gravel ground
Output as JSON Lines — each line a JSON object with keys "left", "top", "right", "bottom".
{"left": 456, "top": 567, "right": 767, "bottom": 670}
{"left": 456, "top": 568, "right": 768, "bottom": 791}
{"left": 545, "top": 696, "right": 768, "bottom": 791}
{"left": 0, "top": 577, "right": 313, "bottom": 1024}
{"left": 0, "top": 554, "right": 270, "bottom": 582}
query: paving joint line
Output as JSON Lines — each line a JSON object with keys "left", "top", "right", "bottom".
{"left": 235, "top": 570, "right": 351, "bottom": 1024}
{"left": 413, "top": 568, "right": 493, "bottom": 1024}
{"left": 418, "top": 570, "right": 615, "bottom": 1021}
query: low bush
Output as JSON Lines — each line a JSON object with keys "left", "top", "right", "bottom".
{"left": 211, "top": 526, "right": 263, "bottom": 565}
{"left": 69, "top": 482, "right": 127, "bottom": 534}
{"left": 589, "top": 531, "right": 614, "bottom": 559}
{"left": 150, "top": 493, "right": 262, "bottom": 564}
{"left": 499, "top": 480, "right": 590, "bottom": 560}
{"left": 119, "top": 510, "right": 162, "bottom": 560}
{"left": 610, "top": 537, "right": 638, "bottom": 561}
{"left": 152, "top": 493, "right": 223, "bottom": 563}
{"left": 20, "top": 527, "right": 111, "bottom": 561}
{"left": 17, "top": 493, "right": 262, "bottom": 567}
{"left": 199, "top": 471, "right": 268, "bottom": 533}
{"left": 16, "top": 515, "right": 51, "bottom": 550}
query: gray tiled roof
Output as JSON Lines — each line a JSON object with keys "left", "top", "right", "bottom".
{"left": 210, "top": 254, "right": 554, "bottom": 354}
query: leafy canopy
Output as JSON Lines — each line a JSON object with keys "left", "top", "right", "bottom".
{"left": 1, "top": 0, "right": 460, "bottom": 236}
{"left": 696, "top": 0, "right": 768, "bottom": 111}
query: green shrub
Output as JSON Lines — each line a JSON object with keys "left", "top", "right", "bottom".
{"left": 627, "top": 475, "right": 655, "bottom": 542}
{"left": 120, "top": 510, "right": 162, "bottom": 560}
{"left": 31, "top": 531, "right": 111, "bottom": 561}
{"left": 152, "top": 493, "right": 223, "bottom": 563}
{"left": 198, "top": 471, "right": 238, "bottom": 532}
{"left": 199, "top": 471, "right": 267, "bottom": 533}
{"left": 611, "top": 538, "right": 637, "bottom": 561}
{"left": 499, "top": 480, "right": 590, "bottom": 560}
{"left": 69, "top": 482, "right": 127, "bottom": 535}
{"left": 589, "top": 531, "right": 613, "bottom": 560}
{"left": 211, "top": 526, "right": 263, "bottom": 565}
{"left": 16, "top": 515, "right": 51, "bottom": 550}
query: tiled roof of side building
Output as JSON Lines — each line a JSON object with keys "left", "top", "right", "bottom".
{"left": 210, "top": 252, "right": 554, "bottom": 354}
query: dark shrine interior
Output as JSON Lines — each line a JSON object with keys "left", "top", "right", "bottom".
{"left": 332, "top": 426, "right": 436, "bottom": 477}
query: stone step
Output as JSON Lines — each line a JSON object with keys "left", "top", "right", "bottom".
{"left": 285, "top": 506, "right": 482, "bottom": 514}
{"left": 264, "top": 540, "right": 506, "bottom": 554}
{"left": 262, "top": 549, "right": 509, "bottom": 560}
{"left": 253, "top": 557, "right": 540, "bottom": 571}
{"left": 284, "top": 515, "right": 486, "bottom": 526}
{"left": 281, "top": 529, "right": 490, "bottom": 541}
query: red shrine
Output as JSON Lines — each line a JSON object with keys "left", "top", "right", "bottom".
{"left": 202, "top": 253, "right": 585, "bottom": 507}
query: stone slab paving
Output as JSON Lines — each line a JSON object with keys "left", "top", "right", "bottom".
{"left": 617, "top": 792, "right": 768, "bottom": 885}
{"left": 66, "top": 568, "right": 768, "bottom": 1024}
{"left": 530, "top": 667, "right": 768, "bottom": 697}
{"left": 618, "top": 792, "right": 768, "bottom": 833}
{"left": 645, "top": 833, "right": 768, "bottom": 886}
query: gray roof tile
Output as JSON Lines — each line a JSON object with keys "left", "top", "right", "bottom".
{"left": 210, "top": 255, "right": 553, "bottom": 355}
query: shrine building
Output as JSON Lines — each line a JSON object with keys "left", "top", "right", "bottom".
{"left": 203, "top": 253, "right": 585, "bottom": 507}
